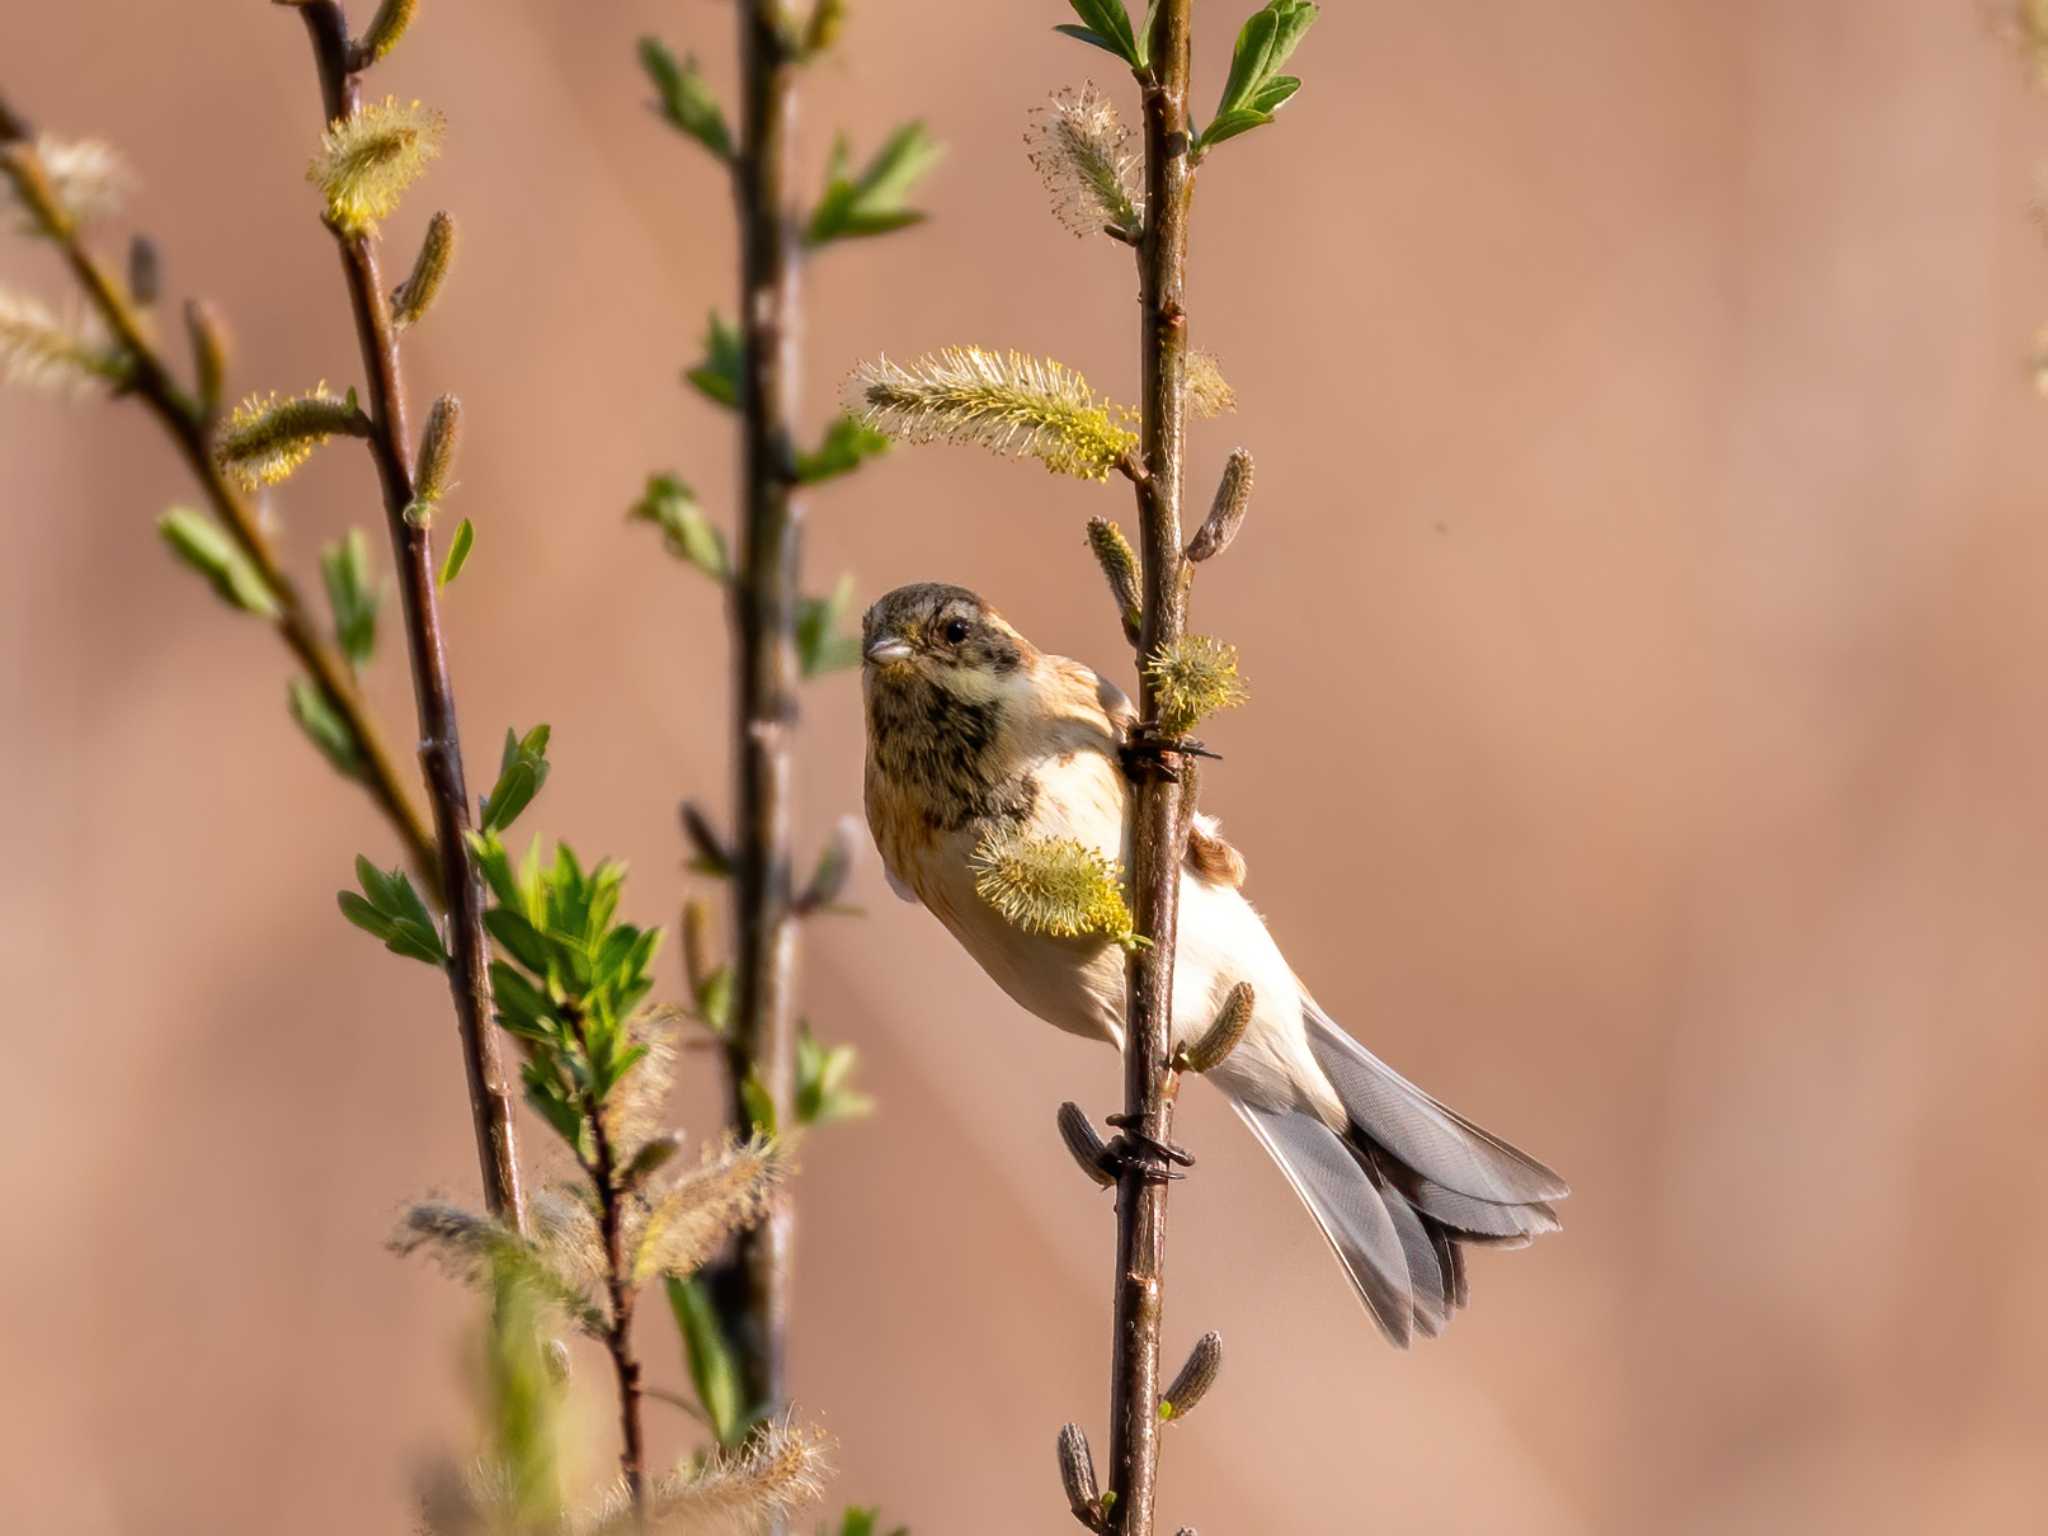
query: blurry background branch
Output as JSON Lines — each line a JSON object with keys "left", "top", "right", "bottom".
{"left": 634, "top": 0, "right": 933, "bottom": 1463}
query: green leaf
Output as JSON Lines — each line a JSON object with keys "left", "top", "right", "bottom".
{"left": 823, "top": 1511, "right": 907, "bottom": 1536}
{"left": 1200, "top": 0, "right": 1318, "bottom": 151}
{"left": 639, "top": 37, "right": 733, "bottom": 159}
{"left": 796, "top": 574, "right": 864, "bottom": 679}
{"left": 685, "top": 311, "right": 745, "bottom": 410}
{"left": 739, "top": 1070, "right": 778, "bottom": 1136}
{"left": 158, "top": 507, "right": 279, "bottom": 618}
{"left": 794, "top": 414, "right": 890, "bottom": 484}
{"left": 340, "top": 856, "right": 448, "bottom": 966}
{"left": 439, "top": 517, "right": 474, "bottom": 588}
{"left": 523, "top": 1062, "right": 586, "bottom": 1146}
{"left": 320, "top": 527, "right": 381, "bottom": 667}
{"left": 795, "top": 1021, "right": 873, "bottom": 1127}
{"left": 629, "top": 474, "right": 729, "bottom": 581}
{"left": 695, "top": 963, "right": 733, "bottom": 1033}
{"left": 805, "top": 123, "right": 944, "bottom": 246}
{"left": 288, "top": 677, "right": 361, "bottom": 779}
{"left": 480, "top": 724, "right": 551, "bottom": 834}
{"left": 667, "top": 1276, "right": 744, "bottom": 1447}
{"left": 483, "top": 906, "right": 553, "bottom": 975}
{"left": 1059, "top": 0, "right": 1142, "bottom": 67}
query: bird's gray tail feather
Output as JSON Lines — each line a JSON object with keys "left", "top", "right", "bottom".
{"left": 1231, "top": 1004, "right": 1568, "bottom": 1347}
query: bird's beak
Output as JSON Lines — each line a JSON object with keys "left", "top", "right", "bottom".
{"left": 863, "top": 636, "right": 914, "bottom": 666}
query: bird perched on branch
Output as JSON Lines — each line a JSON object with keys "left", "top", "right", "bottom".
{"left": 860, "top": 581, "right": 1567, "bottom": 1346}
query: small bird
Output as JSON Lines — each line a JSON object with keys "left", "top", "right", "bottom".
{"left": 860, "top": 582, "right": 1567, "bottom": 1345}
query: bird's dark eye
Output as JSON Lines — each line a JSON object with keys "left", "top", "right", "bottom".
{"left": 943, "top": 618, "right": 972, "bottom": 645}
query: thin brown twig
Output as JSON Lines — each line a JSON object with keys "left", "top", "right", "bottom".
{"left": 0, "top": 108, "right": 439, "bottom": 886}
{"left": 288, "top": 0, "right": 525, "bottom": 1235}
{"left": 1107, "top": 3, "right": 1197, "bottom": 1533}
{"left": 705, "top": 0, "right": 804, "bottom": 1436}
{"left": 576, "top": 1012, "right": 649, "bottom": 1508}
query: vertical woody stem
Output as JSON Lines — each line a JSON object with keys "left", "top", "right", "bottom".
{"left": 292, "top": 0, "right": 526, "bottom": 1235}
{"left": 1109, "top": 4, "right": 1195, "bottom": 1534}
{"left": 712, "top": 0, "right": 803, "bottom": 1431}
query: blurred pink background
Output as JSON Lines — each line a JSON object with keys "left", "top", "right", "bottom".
{"left": 7, "top": 1, "right": 2048, "bottom": 1530}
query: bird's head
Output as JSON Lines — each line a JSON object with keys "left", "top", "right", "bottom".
{"left": 860, "top": 583, "right": 1033, "bottom": 707}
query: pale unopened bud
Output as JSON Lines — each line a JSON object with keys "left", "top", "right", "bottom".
{"left": 410, "top": 394, "right": 461, "bottom": 519}
{"left": 185, "top": 300, "right": 228, "bottom": 416}
{"left": 1159, "top": 1331, "right": 1222, "bottom": 1420}
{"left": 127, "top": 235, "right": 159, "bottom": 306}
{"left": 1186, "top": 448, "right": 1252, "bottom": 562}
{"left": 1056, "top": 1101, "right": 1116, "bottom": 1188}
{"left": 1086, "top": 516, "right": 1142, "bottom": 645}
{"left": 682, "top": 897, "right": 715, "bottom": 995}
{"left": 1057, "top": 1423, "right": 1101, "bottom": 1522}
{"left": 392, "top": 210, "right": 454, "bottom": 330}
{"left": 1176, "top": 982, "right": 1252, "bottom": 1074}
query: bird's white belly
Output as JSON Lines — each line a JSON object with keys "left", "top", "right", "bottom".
{"left": 921, "top": 835, "right": 1342, "bottom": 1125}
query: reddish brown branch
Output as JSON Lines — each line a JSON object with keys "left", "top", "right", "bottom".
{"left": 290, "top": 0, "right": 526, "bottom": 1235}
{"left": 1107, "top": 3, "right": 1197, "bottom": 1533}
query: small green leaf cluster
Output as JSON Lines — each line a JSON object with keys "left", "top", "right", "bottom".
{"left": 1198, "top": 0, "right": 1318, "bottom": 150}
{"left": 340, "top": 853, "right": 447, "bottom": 965}
{"left": 470, "top": 831, "right": 661, "bottom": 1156}
{"left": 1051, "top": 0, "right": 1319, "bottom": 155}
{"left": 806, "top": 124, "right": 943, "bottom": 245}
{"left": 480, "top": 724, "right": 551, "bottom": 834}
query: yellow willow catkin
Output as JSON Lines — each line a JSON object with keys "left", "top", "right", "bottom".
{"left": 848, "top": 346, "right": 1137, "bottom": 481}
{"left": 0, "top": 287, "right": 122, "bottom": 397}
{"left": 309, "top": 97, "right": 443, "bottom": 233}
{"left": 1025, "top": 83, "right": 1142, "bottom": 237}
{"left": 971, "top": 828, "right": 1140, "bottom": 948}
{"left": 1146, "top": 634, "right": 1249, "bottom": 736}
{"left": 215, "top": 385, "right": 359, "bottom": 488}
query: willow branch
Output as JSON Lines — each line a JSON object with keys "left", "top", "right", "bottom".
{"left": 705, "top": 0, "right": 804, "bottom": 1434}
{"left": 288, "top": 0, "right": 525, "bottom": 1234}
{"left": 0, "top": 108, "right": 438, "bottom": 887}
{"left": 579, "top": 1015, "right": 648, "bottom": 1508}
{"left": 1107, "top": 4, "right": 1197, "bottom": 1533}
